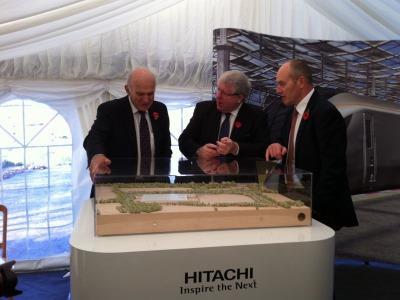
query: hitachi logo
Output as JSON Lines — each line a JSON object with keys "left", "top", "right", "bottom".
{"left": 184, "top": 268, "right": 253, "bottom": 284}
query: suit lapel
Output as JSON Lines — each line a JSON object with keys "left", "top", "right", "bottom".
{"left": 211, "top": 103, "right": 222, "bottom": 141}
{"left": 148, "top": 105, "right": 159, "bottom": 149}
{"left": 230, "top": 103, "right": 246, "bottom": 139}
{"left": 122, "top": 97, "right": 137, "bottom": 145}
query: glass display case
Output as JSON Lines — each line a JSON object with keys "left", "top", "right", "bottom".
{"left": 93, "top": 157, "right": 312, "bottom": 235}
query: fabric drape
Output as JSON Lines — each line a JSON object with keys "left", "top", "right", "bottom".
{"left": 3, "top": 0, "right": 390, "bottom": 84}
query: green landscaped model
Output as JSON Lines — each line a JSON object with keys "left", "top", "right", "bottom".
{"left": 96, "top": 182, "right": 305, "bottom": 214}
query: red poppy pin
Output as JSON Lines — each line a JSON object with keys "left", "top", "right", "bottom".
{"left": 234, "top": 121, "right": 242, "bottom": 128}
{"left": 302, "top": 110, "right": 310, "bottom": 121}
{"left": 152, "top": 112, "right": 159, "bottom": 120}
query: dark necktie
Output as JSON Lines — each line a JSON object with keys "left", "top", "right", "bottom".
{"left": 218, "top": 113, "right": 231, "bottom": 139}
{"left": 139, "top": 111, "right": 151, "bottom": 175}
{"left": 286, "top": 108, "right": 298, "bottom": 176}
{"left": 139, "top": 111, "right": 151, "bottom": 158}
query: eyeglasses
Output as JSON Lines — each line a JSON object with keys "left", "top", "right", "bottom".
{"left": 216, "top": 88, "right": 240, "bottom": 97}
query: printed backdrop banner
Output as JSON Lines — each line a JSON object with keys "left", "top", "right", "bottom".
{"left": 213, "top": 28, "right": 400, "bottom": 194}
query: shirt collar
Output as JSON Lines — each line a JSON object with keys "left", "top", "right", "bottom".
{"left": 228, "top": 103, "right": 242, "bottom": 119}
{"left": 128, "top": 96, "right": 145, "bottom": 114}
{"left": 295, "top": 88, "right": 314, "bottom": 116}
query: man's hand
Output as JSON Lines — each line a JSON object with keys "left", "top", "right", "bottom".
{"left": 196, "top": 143, "right": 219, "bottom": 159}
{"left": 196, "top": 157, "right": 239, "bottom": 175}
{"left": 89, "top": 154, "right": 112, "bottom": 182}
{"left": 196, "top": 157, "right": 220, "bottom": 174}
{"left": 216, "top": 160, "right": 239, "bottom": 174}
{"left": 265, "top": 143, "right": 287, "bottom": 161}
{"left": 216, "top": 137, "right": 239, "bottom": 156}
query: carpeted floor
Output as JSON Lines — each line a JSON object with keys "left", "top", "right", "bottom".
{"left": 335, "top": 259, "right": 400, "bottom": 300}
{"left": 336, "top": 190, "right": 400, "bottom": 264}
{"left": 334, "top": 190, "right": 400, "bottom": 299}
{"left": 14, "top": 270, "right": 70, "bottom": 300}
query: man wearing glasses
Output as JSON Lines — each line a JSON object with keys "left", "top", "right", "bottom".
{"left": 179, "top": 70, "right": 269, "bottom": 160}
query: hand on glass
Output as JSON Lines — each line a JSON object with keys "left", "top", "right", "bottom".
{"left": 196, "top": 143, "right": 220, "bottom": 159}
{"left": 197, "top": 157, "right": 239, "bottom": 175}
{"left": 89, "top": 154, "right": 111, "bottom": 182}
{"left": 196, "top": 157, "right": 220, "bottom": 174}
{"left": 265, "top": 143, "right": 287, "bottom": 161}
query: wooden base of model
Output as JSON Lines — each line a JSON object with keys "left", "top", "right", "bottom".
{"left": 94, "top": 183, "right": 311, "bottom": 236}
{"left": 96, "top": 205, "right": 310, "bottom": 236}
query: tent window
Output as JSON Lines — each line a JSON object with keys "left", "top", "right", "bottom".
{"left": 0, "top": 99, "right": 72, "bottom": 261}
{"left": 168, "top": 105, "right": 195, "bottom": 159}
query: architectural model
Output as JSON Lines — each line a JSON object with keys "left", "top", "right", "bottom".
{"left": 94, "top": 181, "right": 311, "bottom": 235}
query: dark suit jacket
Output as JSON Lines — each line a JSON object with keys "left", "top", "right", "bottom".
{"left": 83, "top": 96, "right": 172, "bottom": 165}
{"left": 178, "top": 101, "right": 269, "bottom": 159}
{"left": 280, "top": 90, "right": 358, "bottom": 230}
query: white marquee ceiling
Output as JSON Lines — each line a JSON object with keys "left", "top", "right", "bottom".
{"left": 1, "top": 0, "right": 400, "bottom": 91}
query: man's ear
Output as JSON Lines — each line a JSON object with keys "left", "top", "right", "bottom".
{"left": 297, "top": 76, "right": 305, "bottom": 88}
{"left": 124, "top": 85, "right": 129, "bottom": 94}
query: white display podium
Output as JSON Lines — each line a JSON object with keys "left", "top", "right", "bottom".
{"left": 70, "top": 199, "right": 335, "bottom": 300}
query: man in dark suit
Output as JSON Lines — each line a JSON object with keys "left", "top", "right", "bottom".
{"left": 84, "top": 67, "right": 172, "bottom": 181}
{"left": 265, "top": 59, "right": 358, "bottom": 230}
{"left": 178, "top": 70, "right": 269, "bottom": 159}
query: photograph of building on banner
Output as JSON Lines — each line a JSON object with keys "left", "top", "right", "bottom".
{"left": 213, "top": 28, "right": 400, "bottom": 195}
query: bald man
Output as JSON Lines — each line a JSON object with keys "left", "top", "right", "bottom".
{"left": 266, "top": 59, "right": 358, "bottom": 230}
{"left": 84, "top": 68, "right": 172, "bottom": 181}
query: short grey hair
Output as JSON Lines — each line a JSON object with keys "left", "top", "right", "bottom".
{"left": 218, "top": 70, "right": 251, "bottom": 98}
{"left": 289, "top": 59, "right": 313, "bottom": 84}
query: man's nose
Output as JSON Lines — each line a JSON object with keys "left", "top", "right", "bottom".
{"left": 143, "top": 95, "right": 151, "bottom": 103}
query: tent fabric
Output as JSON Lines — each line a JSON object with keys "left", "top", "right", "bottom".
{"left": 0, "top": 0, "right": 185, "bottom": 61}
{"left": 305, "top": 0, "right": 400, "bottom": 39}
{"left": 3, "top": 0, "right": 392, "bottom": 83}
{"left": 2, "top": 0, "right": 399, "bottom": 106}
